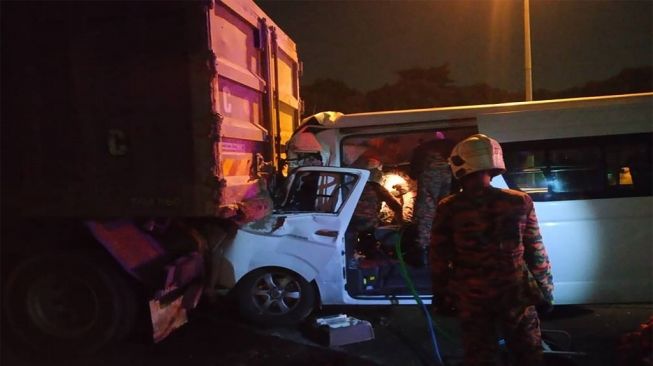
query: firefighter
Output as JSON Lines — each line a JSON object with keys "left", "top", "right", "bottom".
{"left": 409, "top": 133, "right": 454, "bottom": 266}
{"left": 430, "top": 134, "right": 554, "bottom": 366}
{"left": 346, "top": 156, "right": 404, "bottom": 266}
{"left": 350, "top": 156, "right": 404, "bottom": 231}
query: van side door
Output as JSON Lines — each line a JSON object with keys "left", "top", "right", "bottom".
{"left": 227, "top": 167, "right": 369, "bottom": 284}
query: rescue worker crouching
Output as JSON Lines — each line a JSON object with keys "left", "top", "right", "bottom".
{"left": 430, "top": 134, "right": 554, "bottom": 366}
{"left": 346, "top": 156, "right": 405, "bottom": 267}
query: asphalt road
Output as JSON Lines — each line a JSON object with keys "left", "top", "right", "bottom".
{"left": 3, "top": 302, "right": 651, "bottom": 366}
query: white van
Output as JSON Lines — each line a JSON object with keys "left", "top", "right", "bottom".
{"left": 217, "top": 93, "right": 653, "bottom": 325}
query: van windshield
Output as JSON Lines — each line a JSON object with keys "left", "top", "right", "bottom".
{"left": 279, "top": 171, "right": 358, "bottom": 214}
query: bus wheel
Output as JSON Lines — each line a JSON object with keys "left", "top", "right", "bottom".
{"left": 2, "top": 251, "right": 138, "bottom": 358}
{"left": 237, "top": 268, "right": 315, "bottom": 326}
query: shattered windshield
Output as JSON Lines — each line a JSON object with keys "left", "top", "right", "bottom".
{"left": 278, "top": 170, "right": 358, "bottom": 214}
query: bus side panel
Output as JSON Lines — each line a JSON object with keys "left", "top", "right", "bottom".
{"left": 536, "top": 198, "right": 653, "bottom": 304}
{"left": 479, "top": 95, "right": 653, "bottom": 304}
{"left": 478, "top": 98, "right": 652, "bottom": 142}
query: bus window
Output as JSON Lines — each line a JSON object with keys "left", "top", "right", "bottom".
{"left": 503, "top": 150, "right": 548, "bottom": 193}
{"left": 547, "top": 146, "right": 603, "bottom": 194}
{"left": 503, "top": 133, "right": 652, "bottom": 201}
{"left": 605, "top": 142, "right": 652, "bottom": 193}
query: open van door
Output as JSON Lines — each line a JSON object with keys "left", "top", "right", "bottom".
{"left": 225, "top": 167, "right": 369, "bottom": 283}
{"left": 219, "top": 167, "right": 368, "bottom": 324}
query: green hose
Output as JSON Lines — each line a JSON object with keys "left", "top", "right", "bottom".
{"left": 393, "top": 231, "right": 456, "bottom": 341}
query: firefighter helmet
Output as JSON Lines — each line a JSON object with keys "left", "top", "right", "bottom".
{"left": 448, "top": 134, "right": 506, "bottom": 179}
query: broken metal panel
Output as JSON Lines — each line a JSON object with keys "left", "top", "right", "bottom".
{"left": 86, "top": 219, "right": 207, "bottom": 286}
{"left": 161, "top": 252, "right": 205, "bottom": 291}
{"left": 88, "top": 219, "right": 208, "bottom": 343}
{"left": 149, "top": 272, "right": 204, "bottom": 343}
{"left": 149, "top": 297, "right": 188, "bottom": 343}
{"left": 85, "top": 220, "right": 166, "bottom": 279}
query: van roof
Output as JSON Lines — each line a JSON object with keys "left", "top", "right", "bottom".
{"left": 301, "top": 93, "right": 653, "bottom": 130}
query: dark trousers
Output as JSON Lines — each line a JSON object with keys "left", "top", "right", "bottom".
{"left": 459, "top": 304, "right": 544, "bottom": 366}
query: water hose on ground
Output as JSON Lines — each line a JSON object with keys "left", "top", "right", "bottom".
{"left": 394, "top": 232, "right": 445, "bottom": 366}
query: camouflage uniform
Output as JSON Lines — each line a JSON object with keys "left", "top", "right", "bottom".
{"left": 411, "top": 140, "right": 453, "bottom": 250}
{"left": 347, "top": 181, "right": 403, "bottom": 265}
{"left": 430, "top": 187, "right": 553, "bottom": 366}
{"left": 350, "top": 181, "right": 402, "bottom": 232}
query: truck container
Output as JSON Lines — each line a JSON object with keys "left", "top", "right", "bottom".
{"left": 2, "top": 0, "right": 301, "bottom": 217}
{"left": 1, "top": 0, "right": 301, "bottom": 357}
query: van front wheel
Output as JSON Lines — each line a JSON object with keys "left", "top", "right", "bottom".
{"left": 237, "top": 268, "right": 315, "bottom": 326}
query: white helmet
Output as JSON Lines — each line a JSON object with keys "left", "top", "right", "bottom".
{"left": 448, "top": 134, "right": 506, "bottom": 179}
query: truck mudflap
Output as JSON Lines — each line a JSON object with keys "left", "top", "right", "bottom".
{"left": 85, "top": 220, "right": 206, "bottom": 342}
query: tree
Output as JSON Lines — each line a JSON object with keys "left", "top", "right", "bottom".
{"left": 535, "top": 66, "right": 652, "bottom": 99}
{"left": 301, "top": 65, "right": 652, "bottom": 115}
{"left": 366, "top": 63, "right": 460, "bottom": 111}
{"left": 300, "top": 78, "right": 366, "bottom": 117}
{"left": 454, "top": 83, "right": 520, "bottom": 105}
{"left": 396, "top": 64, "right": 453, "bottom": 87}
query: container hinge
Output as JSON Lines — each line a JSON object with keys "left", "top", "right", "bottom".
{"left": 206, "top": 50, "right": 217, "bottom": 78}
{"left": 253, "top": 153, "right": 274, "bottom": 180}
{"left": 210, "top": 112, "right": 223, "bottom": 141}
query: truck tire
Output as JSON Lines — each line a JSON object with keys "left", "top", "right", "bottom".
{"left": 237, "top": 267, "right": 316, "bottom": 326}
{"left": 2, "top": 251, "right": 138, "bottom": 358}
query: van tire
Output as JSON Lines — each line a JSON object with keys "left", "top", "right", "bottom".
{"left": 2, "top": 251, "right": 138, "bottom": 358}
{"left": 237, "top": 268, "right": 315, "bottom": 326}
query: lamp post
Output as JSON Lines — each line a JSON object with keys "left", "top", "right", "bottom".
{"left": 524, "top": 0, "right": 533, "bottom": 101}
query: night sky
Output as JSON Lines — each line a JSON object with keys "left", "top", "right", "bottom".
{"left": 256, "top": 0, "right": 652, "bottom": 93}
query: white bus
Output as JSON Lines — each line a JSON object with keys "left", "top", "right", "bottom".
{"left": 218, "top": 93, "right": 652, "bottom": 325}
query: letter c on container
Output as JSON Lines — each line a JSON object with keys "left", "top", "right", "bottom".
{"left": 108, "top": 129, "right": 129, "bottom": 156}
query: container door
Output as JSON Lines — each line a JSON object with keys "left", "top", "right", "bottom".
{"left": 269, "top": 27, "right": 302, "bottom": 167}
{"left": 209, "top": 0, "right": 301, "bottom": 204}
{"left": 209, "top": 0, "right": 268, "bottom": 204}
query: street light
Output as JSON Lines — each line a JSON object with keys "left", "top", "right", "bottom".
{"left": 524, "top": 0, "right": 533, "bottom": 101}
